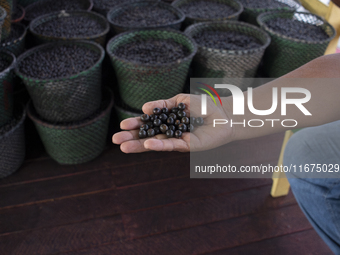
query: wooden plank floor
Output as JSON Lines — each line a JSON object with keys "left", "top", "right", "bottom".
{"left": 0, "top": 132, "right": 333, "bottom": 255}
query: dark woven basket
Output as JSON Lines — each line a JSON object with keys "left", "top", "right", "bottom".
{"left": 239, "top": 0, "right": 300, "bottom": 26}
{"left": 107, "top": 1, "right": 185, "bottom": 34}
{"left": 11, "top": 4, "right": 24, "bottom": 23}
{"left": 185, "top": 21, "right": 271, "bottom": 80}
{"left": 29, "top": 10, "right": 109, "bottom": 47}
{"left": 0, "top": 107, "right": 26, "bottom": 178}
{"left": 15, "top": 40, "right": 105, "bottom": 123}
{"left": 172, "top": 0, "right": 243, "bottom": 28}
{"left": 115, "top": 104, "right": 142, "bottom": 122}
{"left": 258, "top": 11, "right": 336, "bottom": 78}
{"left": 1, "top": 0, "right": 13, "bottom": 41}
{"left": 27, "top": 89, "right": 114, "bottom": 165}
{"left": 0, "top": 51, "right": 15, "bottom": 128}
{"left": 0, "top": 6, "right": 6, "bottom": 41}
{"left": 24, "top": 0, "right": 93, "bottom": 23}
{"left": 17, "top": 0, "right": 39, "bottom": 7}
{"left": 107, "top": 29, "right": 197, "bottom": 110}
{"left": 1, "top": 23, "right": 27, "bottom": 56}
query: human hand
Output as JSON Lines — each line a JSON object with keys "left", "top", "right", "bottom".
{"left": 112, "top": 93, "right": 234, "bottom": 153}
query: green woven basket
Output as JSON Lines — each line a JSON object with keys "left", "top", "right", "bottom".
{"left": 1, "top": 0, "right": 12, "bottom": 41}
{"left": 107, "top": 1, "right": 185, "bottom": 34}
{"left": 0, "top": 51, "right": 15, "bottom": 128}
{"left": 0, "top": 107, "right": 25, "bottom": 178}
{"left": 172, "top": 0, "right": 243, "bottom": 28}
{"left": 107, "top": 29, "right": 197, "bottom": 110}
{"left": 1, "top": 23, "right": 27, "bottom": 56}
{"left": 15, "top": 40, "right": 104, "bottom": 123}
{"left": 27, "top": 89, "right": 113, "bottom": 165}
{"left": 239, "top": 0, "right": 299, "bottom": 26}
{"left": 115, "top": 104, "right": 142, "bottom": 122}
{"left": 29, "top": 10, "right": 109, "bottom": 47}
{"left": 0, "top": 6, "right": 6, "bottom": 41}
{"left": 24, "top": 0, "right": 93, "bottom": 23}
{"left": 257, "top": 11, "right": 336, "bottom": 78}
{"left": 185, "top": 21, "right": 271, "bottom": 80}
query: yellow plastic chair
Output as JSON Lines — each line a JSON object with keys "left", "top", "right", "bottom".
{"left": 271, "top": 0, "right": 340, "bottom": 197}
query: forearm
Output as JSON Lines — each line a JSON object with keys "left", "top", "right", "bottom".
{"left": 223, "top": 54, "right": 340, "bottom": 141}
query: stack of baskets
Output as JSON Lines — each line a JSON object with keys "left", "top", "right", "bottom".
{"left": 15, "top": 40, "right": 113, "bottom": 165}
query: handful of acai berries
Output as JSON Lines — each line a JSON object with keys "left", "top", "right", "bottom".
{"left": 139, "top": 103, "right": 204, "bottom": 139}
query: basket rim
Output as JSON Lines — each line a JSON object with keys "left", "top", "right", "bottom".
{"left": 24, "top": 0, "right": 94, "bottom": 21}
{"left": 114, "top": 104, "right": 143, "bottom": 116}
{"left": 0, "top": 51, "right": 16, "bottom": 76}
{"left": 106, "top": 28, "right": 198, "bottom": 67}
{"left": 0, "top": 106, "right": 26, "bottom": 140}
{"left": 14, "top": 40, "right": 105, "bottom": 82}
{"left": 107, "top": 1, "right": 185, "bottom": 31}
{"left": 1, "top": 23, "right": 27, "bottom": 46}
{"left": 27, "top": 88, "right": 114, "bottom": 130}
{"left": 184, "top": 20, "right": 271, "bottom": 54}
{"left": 0, "top": 6, "right": 6, "bottom": 20}
{"left": 241, "top": 0, "right": 300, "bottom": 11}
{"left": 171, "top": 0, "right": 244, "bottom": 21}
{"left": 257, "top": 11, "right": 337, "bottom": 44}
{"left": 12, "top": 5, "right": 26, "bottom": 23}
{"left": 29, "top": 10, "right": 109, "bottom": 40}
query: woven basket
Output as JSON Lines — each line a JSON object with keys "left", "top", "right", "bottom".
{"left": 27, "top": 89, "right": 114, "bottom": 165}
{"left": 15, "top": 40, "right": 105, "bottom": 123}
{"left": 11, "top": 4, "right": 24, "bottom": 23}
{"left": 29, "top": 10, "right": 109, "bottom": 47}
{"left": 239, "top": 0, "right": 299, "bottom": 26}
{"left": 0, "top": 6, "right": 6, "bottom": 41}
{"left": 0, "top": 51, "right": 15, "bottom": 128}
{"left": 115, "top": 104, "right": 142, "bottom": 122}
{"left": 107, "top": 29, "right": 197, "bottom": 110}
{"left": 1, "top": 23, "right": 27, "bottom": 56}
{"left": 258, "top": 11, "right": 336, "bottom": 78}
{"left": 93, "top": 0, "right": 151, "bottom": 16}
{"left": 172, "top": 0, "right": 243, "bottom": 28}
{"left": 24, "top": 0, "right": 93, "bottom": 23}
{"left": 1, "top": 0, "right": 12, "bottom": 41}
{"left": 17, "top": 0, "right": 38, "bottom": 7}
{"left": 107, "top": 1, "right": 185, "bottom": 34}
{"left": 0, "top": 107, "right": 26, "bottom": 178}
{"left": 185, "top": 21, "right": 271, "bottom": 81}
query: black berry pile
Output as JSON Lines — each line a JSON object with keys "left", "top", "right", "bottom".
{"left": 19, "top": 45, "right": 100, "bottom": 79}
{"left": 93, "top": 0, "right": 127, "bottom": 10}
{"left": 25, "top": 0, "right": 89, "bottom": 21}
{"left": 193, "top": 30, "right": 262, "bottom": 50}
{"left": 110, "top": 5, "right": 178, "bottom": 27}
{"left": 266, "top": 17, "right": 329, "bottom": 41}
{"left": 33, "top": 16, "right": 105, "bottom": 38}
{"left": 0, "top": 117, "right": 19, "bottom": 136}
{"left": 239, "top": 0, "right": 289, "bottom": 9}
{"left": 114, "top": 38, "right": 190, "bottom": 64}
{"left": 179, "top": 1, "right": 237, "bottom": 19}
{"left": 1, "top": 24, "right": 25, "bottom": 44}
{"left": 0, "top": 58, "right": 10, "bottom": 73}
{"left": 138, "top": 103, "right": 204, "bottom": 139}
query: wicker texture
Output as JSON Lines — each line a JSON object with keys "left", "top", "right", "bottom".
{"left": 1, "top": 23, "right": 26, "bottom": 56}
{"left": 239, "top": 0, "right": 299, "bottom": 26}
{"left": 27, "top": 89, "right": 114, "bottom": 165}
{"left": 29, "top": 11, "right": 109, "bottom": 47}
{"left": 171, "top": 0, "right": 243, "bottom": 28}
{"left": 15, "top": 41, "right": 104, "bottom": 123}
{"left": 1, "top": 0, "right": 12, "bottom": 41}
{"left": 0, "top": 6, "right": 5, "bottom": 41}
{"left": 0, "top": 108, "right": 25, "bottom": 178}
{"left": 185, "top": 21, "right": 271, "bottom": 80}
{"left": 107, "top": 1, "right": 185, "bottom": 34}
{"left": 24, "top": 0, "right": 93, "bottom": 23}
{"left": 0, "top": 51, "right": 15, "bottom": 127}
{"left": 107, "top": 29, "right": 197, "bottom": 110}
{"left": 258, "top": 11, "right": 336, "bottom": 78}
{"left": 115, "top": 105, "right": 142, "bottom": 122}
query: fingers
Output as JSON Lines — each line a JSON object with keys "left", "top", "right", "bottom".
{"left": 119, "top": 134, "right": 168, "bottom": 153}
{"left": 120, "top": 117, "right": 143, "bottom": 130}
{"left": 144, "top": 133, "right": 190, "bottom": 152}
{"left": 112, "top": 130, "right": 139, "bottom": 144}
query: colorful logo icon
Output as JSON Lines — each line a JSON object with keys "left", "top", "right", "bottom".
{"left": 197, "top": 82, "right": 223, "bottom": 106}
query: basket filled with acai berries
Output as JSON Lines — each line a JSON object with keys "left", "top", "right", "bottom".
{"left": 138, "top": 103, "right": 204, "bottom": 139}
